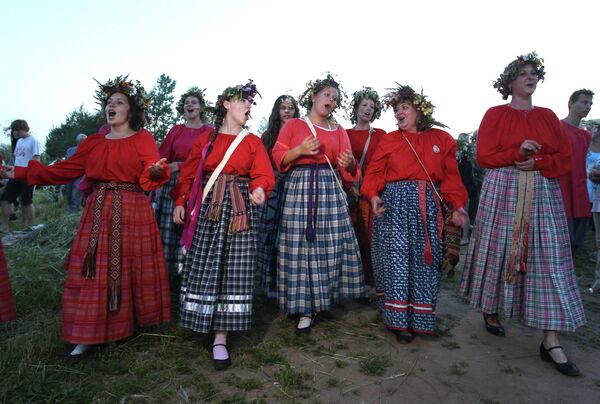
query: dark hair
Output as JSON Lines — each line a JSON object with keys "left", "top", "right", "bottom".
{"left": 176, "top": 87, "right": 207, "bottom": 120}
{"left": 10, "top": 119, "right": 29, "bottom": 133}
{"left": 569, "top": 89, "right": 594, "bottom": 106}
{"left": 262, "top": 95, "right": 299, "bottom": 153}
{"left": 95, "top": 75, "right": 150, "bottom": 131}
{"left": 349, "top": 88, "right": 382, "bottom": 124}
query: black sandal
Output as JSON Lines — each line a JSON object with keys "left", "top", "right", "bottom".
{"left": 483, "top": 313, "right": 505, "bottom": 337}
{"left": 539, "top": 342, "right": 581, "bottom": 377}
{"left": 395, "top": 331, "right": 415, "bottom": 344}
{"left": 212, "top": 343, "right": 231, "bottom": 371}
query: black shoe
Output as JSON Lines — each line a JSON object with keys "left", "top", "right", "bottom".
{"left": 356, "top": 296, "right": 371, "bottom": 306}
{"left": 395, "top": 331, "right": 415, "bottom": 344}
{"left": 539, "top": 342, "right": 581, "bottom": 377}
{"left": 483, "top": 313, "right": 505, "bottom": 337}
{"left": 212, "top": 344, "right": 231, "bottom": 371}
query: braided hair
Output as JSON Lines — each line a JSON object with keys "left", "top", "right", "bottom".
{"left": 262, "top": 95, "right": 299, "bottom": 154}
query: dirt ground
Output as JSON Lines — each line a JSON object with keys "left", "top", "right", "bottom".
{"left": 209, "top": 266, "right": 600, "bottom": 403}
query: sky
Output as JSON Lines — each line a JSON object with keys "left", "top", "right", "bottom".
{"left": 1, "top": 0, "right": 598, "bottom": 150}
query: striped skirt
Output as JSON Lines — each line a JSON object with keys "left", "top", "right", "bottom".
{"left": 155, "top": 171, "right": 184, "bottom": 276}
{"left": 63, "top": 188, "right": 171, "bottom": 344}
{"left": 277, "top": 165, "right": 364, "bottom": 315}
{"left": 0, "top": 242, "right": 16, "bottom": 322}
{"left": 372, "top": 181, "right": 443, "bottom": 334}
{"left": 256, "top": 175, "right": 285, "bottom": 296}
{"left": 180, "top": 175, "right": 257, "bottom": 333}
{"left": 459, "top": 167, "right": 586, "bottom": 331}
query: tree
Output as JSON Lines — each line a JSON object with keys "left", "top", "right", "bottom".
{"left": 147, "top": 74, "right": 177, "bottom": 145}
{"left": 44, "top": 106, "right": 103, "bottom": 161}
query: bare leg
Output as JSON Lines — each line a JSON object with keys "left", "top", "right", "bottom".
{"left": 0, "top": 201, "right": 11, "bottom": 232}
{"left": 22, "top": 204, "right": 35, "bottom": 228}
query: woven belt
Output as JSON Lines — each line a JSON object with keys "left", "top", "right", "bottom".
{"left": 205, "top": 174, "right": 250, "bottom": 233}
{"left": 82, "top": 182, "right": 143, "bottom": 311}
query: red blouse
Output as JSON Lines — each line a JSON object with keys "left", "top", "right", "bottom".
{"left": 171, "top": 132, "right": 275, "bottom": 207}
{"left": 475, "top": 105, "right": 571, "bottom": 178}
{"left": 558, "top": 121, "right": 592, "bottom": 219}
{"left": 16, "top": 131, "right": 169, "bottom": 191}
{"left": 346, "top": 127, "right": 386, "bottom": 172}
{"left": 271, "top": 118, "right": 359, "bottom": 183}
{"left": 159, "top": 124, "right": 213, "bottom": 167}
{"left": 360, "top": 128, "right": 468, "bottom": 210}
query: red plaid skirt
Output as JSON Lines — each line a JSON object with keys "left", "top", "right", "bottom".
{"left": 62, "top": 188, "right": 171, "bottom": 344}
{"left": 0, "top": 242, "right": 16, "bottom": 322}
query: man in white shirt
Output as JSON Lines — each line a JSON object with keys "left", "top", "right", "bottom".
{"left": 0, "top": 120, "right": 41, "bottom": 232}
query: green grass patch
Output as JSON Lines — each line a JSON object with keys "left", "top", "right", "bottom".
{"left": 356, "top": 352, "right": 390, "bottom": 376}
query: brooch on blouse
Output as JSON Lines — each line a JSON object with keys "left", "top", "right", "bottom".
{"left": 432, "top": 145, "right": 440, "bottom": 153}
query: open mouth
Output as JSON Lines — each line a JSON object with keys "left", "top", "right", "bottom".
{"left": 186, "top": 108, "right": 195, "bottom": 114}
{"left": 245, "top": 110, "right": 252, "bottom": 119}
{"left": 107, "top": 110, "right": 116, "bottom": 118}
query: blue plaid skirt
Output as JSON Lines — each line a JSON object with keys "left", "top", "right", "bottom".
{"left": 256, "top": 175, "right": 286, "bottom": 296}
{"left": 372, "top": 181, "right": 443, "bottom": 334}
{"left": 180, "top": 176, "right": 257, "bottom": 333}
{"left": 155, "top": 171, "right": 184, "bottom": 276}
{"left": 277, "top": 165, "right": 364, "bottom": 315}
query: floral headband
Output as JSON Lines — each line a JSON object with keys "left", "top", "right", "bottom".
{"left": 493, "top": 51, "right": 545, "bottom": 100}
{"left": 176, "top": 86, "right": 208, "bottom": 116}
{"left": 349, "top": 87, "right": 382, "bottom": 124}
{"left": 382, "top": 83, "right": 446, "bottom": 131}
{"left": 299, "top": 73, "right": 347, "bottom": 113}
{"left": 218, "top": 80, "right": 261, "bottom": 106}
{"left": 94, "top": 74, "right": 151, "bottom": 112}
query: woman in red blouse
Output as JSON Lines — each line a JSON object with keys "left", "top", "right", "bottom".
{"left": 156, "top": 88, "right": 212, "bottom": 281}
{"left": 459, "top": 52, "right": 585, "bottom": 377}
{"left": 257, "top": 95, "right": 300, "bottom": 298}
{"left": 346, "top": 88, "right": 386, "bottom": 286}
{"left": 272, "top": 74, "right": 365, "bottom": 335}
{"left": 361, "top": 84, "right": 467, "bottom": 343}
{"left": 171, "top": 82, "right": 274, "bottom": 370}
{"left": 6, "top": 76, "right": 171, "bottom": 359}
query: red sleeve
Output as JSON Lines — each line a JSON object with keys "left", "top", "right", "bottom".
{"left": 137, "top": 131, "right": 170, "bottom": 191}
{"left": 533, "top": 114, "right": 572, "bottom": 178}
{"left": 360, "top": 136, "right": 390, "bottom": 200}
{"left": 171, "top": 136, "right": 206, "bottom": 206}
{"left": 271, "top": 120, "right": 295, "bottom": 173}
{"left": 337, "top": 127, "right": 360, "bottom": 183}
{"left": 476, "top": 108, "right": 522, "bottom": 168}
{"left": 158, "top": 125, "right": 179, "bottom": 162}
{"left": 248, "top": 138, "right": 276, "bottom": 197}
{"left": 440, "top": 134, "right": 468, "bottom": 209}
{"left": 16, "top": 136, "right": 96, "bottom": 185}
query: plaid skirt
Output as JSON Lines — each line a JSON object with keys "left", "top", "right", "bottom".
{"left": 0, "top": 242, "right": 16, "bottom": 322}
{"left": 372, "top": 181, "right": 443, "bottom": 334}
{"left": 256, "top": 175, "right": 285, "bottom": 296}
{"left": 155, "top": 171, "right": 184, "bottom": 275}
{"left": 63, "top": 188, "right": 171, "bottom": 344}
{"left": 277, "top": 165, "right": 364, "bottom": 315}
{"left": 180, "top": 176, "right": 257, "bottom": 333}
{"left": 460, "top": 167, "right": 586, "bottom": 331}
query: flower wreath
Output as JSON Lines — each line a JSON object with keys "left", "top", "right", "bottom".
{"left": 176, "top": 86, "right": 209, "bottom": 117}
{"left": 298, "top": 73, "right": 347, "bottom": 114}
{"left": 382, "top": 83, "right": 446, "bottom": 131}
{"left": 493, "top": 51, "right": 545, "bottom": 100}
{"left": 349, "top": 87, "right": 382, "bottom": 124}
{"left": 94, "top": 74, "right": 151, "bottom": 112}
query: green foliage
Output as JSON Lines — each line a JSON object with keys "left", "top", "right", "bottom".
{"left": 43, "top": 105, "right": 103, "bottom": 160}
{"left": 357, "top": 352, "right": 391, "bottom": 376}
{"left": 147, "top": 74, "right": 177, "bottom": 145}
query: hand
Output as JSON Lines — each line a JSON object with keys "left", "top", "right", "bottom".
{"left": 371, "top": 196, "right": 386, "bottom": 217}
{"left": 2, "top": 165, "right": 14, "bottom": 179}
{"left": 250, "top": 187, "right": 266, "bottom": 205}
{"left": 515, "top": 157, "right": 535, "bottom": 171}
{"left": 337, "top": 149, "right": 356, "bottom": 171}
{"left": 296, "top": 136, "right": 320, "bottom": 156}
{"left": 149, "top": 158, "right": 167, "bottom": 177}
{"left": 519, "top": 140, "right": 541, "bottom": 157}
{"left": 168, "top": 162, "right": 179, "bottom": 173}
{"left": 173, "top": 205, "right": 185, "bottom": 224}
{"left": 450, "top": 207, "right": 468, "bottom": 227}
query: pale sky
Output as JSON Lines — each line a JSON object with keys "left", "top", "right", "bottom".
{"left": 1, "top": 0, "right": 598, "bottom": 149}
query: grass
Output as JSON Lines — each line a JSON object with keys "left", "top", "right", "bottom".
{"left": 449, "top": 361, "right": 469, "bottom": 376}
{"left": 356, "top": 352, "right": 391, "bottom": 376}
